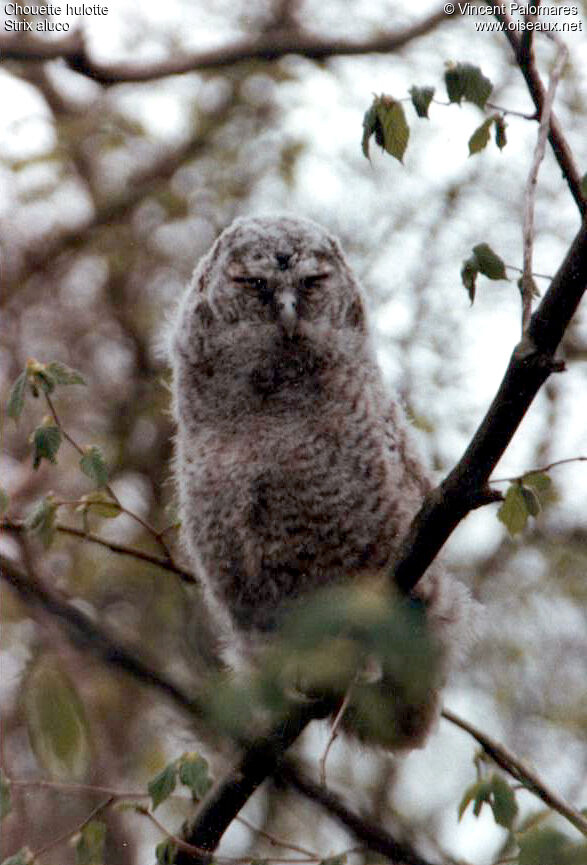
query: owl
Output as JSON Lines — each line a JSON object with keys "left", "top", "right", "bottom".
{"left": 169, "top": 215, "right": 471, "bottom": 748}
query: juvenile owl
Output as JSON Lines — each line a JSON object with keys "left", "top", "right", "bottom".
{"left": 169, "top": 215, "right": 470, "bottom": 748}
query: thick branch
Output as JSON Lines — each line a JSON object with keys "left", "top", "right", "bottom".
{"left": 0, "top": 7, "right": 452, "bottom": 84}
{"left": 391, "top": 219, "right": 587, "bottom": 594}
{"left": 491, "top": 5, "right": 586, "bottom": 217}
{"left": 279, "top": 762, "right": 442, "bottom": 865}
{"left": 175, "top": 701, "right": 334, "bottom": 865}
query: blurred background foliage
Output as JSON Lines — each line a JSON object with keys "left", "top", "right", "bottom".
{"left": 1, "top": 1, "right": 586, "bottom": 863}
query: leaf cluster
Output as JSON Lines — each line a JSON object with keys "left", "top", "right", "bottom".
{"left": 361, "top": 62, "right": 504, "bottom": 164}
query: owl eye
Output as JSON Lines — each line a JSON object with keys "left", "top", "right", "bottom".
{"left": 233, "top": 276, "right": 273, "bottom": 304}
{"left": 300, "top": 274, "right": 328, "bottom": 295}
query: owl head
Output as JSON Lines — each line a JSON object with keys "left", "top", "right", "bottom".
{"left": 190, "top": 215, "right": 367, "bottom": 337}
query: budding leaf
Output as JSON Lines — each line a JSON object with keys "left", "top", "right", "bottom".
{"left": 362, "top": 95, "right": 409, "bottom": 163}
{"left": 75, "top": 820, "right": 106, "bottom": 865}
{"left": 32, "top": 424, "right": 62, "bottom": 470}
{"left": 7, "top": 371, "right": 27, "bottom": 421}
{"left": 178, "top": 753, "right": 213, "bottom": 801}
{"left": 468, "top": 116, "right": 494, "bottom": 155}
{"left": 409, "top": 86, "right": 435, "bottom": 118}
{"left": 148, "top": 763, "right": 177, "bottom": 811}
{"left": 498, "top": 483, "right": 529, "bottom": 536}
{"left": 24, "top": 496, "right": 58, "bottom": 547}
{"left": 495, "top": 115, "right": 507, "bottom": 150}
{"left": 80, "top": 447, "right": 109, "bottom": 488}
{"left": 77, "top": 492, "right": 122, "bottom": 520}
{"left": 461, "top": 256, "right": 479, "bottom": 303}
{"left": 45, "top": 361, "right": 86, "bottom": 387}
{"left": 445, "top": 62, "right": 492, "bottom": 109}
{"left": 472, "top": 243, "right": 508, "bottom": 280}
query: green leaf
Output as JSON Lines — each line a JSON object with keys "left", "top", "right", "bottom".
{"left": 495, "top": 115, "right": 507, "bottom": 150}
{"left": 445, "top": 62, "right": 492, "bottom": 108}
{"left": 461, "top": 256, "right": 479, "bottom": 303}
{"left": 361, "top": 95, "right": 409, "bottom": 163}
{"left": 80, "top": 446, "right": 109, "bottom": 488}
{"left": 45, "top": 362, "right": 86, "bottom": 386}
{"left": 321, "top": 857, "right": 348, "bottom": 865}
{"left": 31, "top": 424, "right": 62, "bottom": 470}
{"left": 0, "top": 770, "right": 11, "bottom": 821}
{"left": 518, "top": 827, "right": 586, "bottom": 865}
{"left": 580, "top": 173, "right": 587, "bottom": 198}
{"left": 178, "top": 753, "right": 213, "bottom": 802}
{"left": 7, "top": 371, "right": 28, "bottom": 421}
{"left": 409, "top": 86, "right": 435, "bottom": 118}
{"left": 75, "top": 820, "right": 106, "bottom": 865}
{"left": 458, "top": 779, "right": 492, "bottom": 820}
{"left": 0, "top": 488, "right": 9, "bottom": 517}
{"left": 376, "top": 97, "right": 410, "bottom": 162}
{"left": 24, "top": 496, "right": 58, "bottom": 547}
{"left": 522, "top": 471, "right": 552, "bottom": 498}
{"left": 489, "top": 775, "right": 518, "bottom": 829}
{"left": 472, "top": 243, "right": 508, "bottom": 280}
{"left": 155, "top": 839, "right": 177, "bottom": 865}
{"left": 498, "top": 483, "right": 529, "bottom": 536}
{"left": 468, "top": 116, "right": 493, "bottom": 155}
{"left": 520, "top": 484, "right": 541, "bottom": 518}
{"left": 77, "top": 492, "right": 122, "bottom": 520}
{"left": 24, "top": 659, "right": 92, "bottom": 780}
{"left": 361, "top": 103, "right": 379, "bottom": 159}
{"left": 148, "top": 763, "right": 177, "bottom": 811}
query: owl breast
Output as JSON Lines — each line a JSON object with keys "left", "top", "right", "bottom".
{"left": 178, "top": 354, "right": 413, "bottom": 632}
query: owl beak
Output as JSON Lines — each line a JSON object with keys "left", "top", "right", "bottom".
{"left": 277, "top": 291, "right": 298, "bottom": 338}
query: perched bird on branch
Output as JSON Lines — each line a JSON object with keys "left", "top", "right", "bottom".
{"left": 169, "top": 215, "right": 472, "bottom": 749}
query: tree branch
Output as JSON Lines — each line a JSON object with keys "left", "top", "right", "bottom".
{"left": 175, "top": 701, "right": 335, "bottom": 865}
{"left": 2, "top": 517, "right": 196, "bottom": 583}
{"left": 0, "top": 552, "right": 203, "bottom": 719}
{"left": 490, "top": 4, "right": 586, "bottom": 217}
{"left": 278, "top": 762, "right": 443, "bottom": 865}
{"left": 442, "top": 709, "right": 587, "bottom": 837}
{"left": 390, "top": 218, "right": 587, "bottom": 595}
{"left": 0, "top": 7, "right": 453, "bottom": 84}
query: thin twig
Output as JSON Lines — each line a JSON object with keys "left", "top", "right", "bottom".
{"left": 43, "top": 390, "right": 175, "bottom": 562}
{"left": 236, "top": 815, "right": 319, "bottom": 859}
{"left": 0, "top": 6, "right": 455, "bottom": 85}
{"left": 32, "top": 795, "right": 114, "bottom": 859}
{"left": 1, "top": 517, "right": 196, "bottom": 583}
{"left": 521, "top": 33, "right": 568, "bottom": 333}
{"left": 490, "top": 2, "right": 585, "bottom": 217}
{"left": 319, "top": 681, "right": 356, "bottom": 786}
{"left": 442, "top": 708, "right": 587, "bottom": 837}
{"left": 491, "top": 455, "right": 587, "bottom": 484}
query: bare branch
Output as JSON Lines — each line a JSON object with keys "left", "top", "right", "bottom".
{"left": 490, "top": 4, "right": 586, "bottom": 217}
{"left": 0, "top": 7, "right": 454, "bottom": 84}
{"left": 442, "top": 709, "right": 587, "bottom": 837}
{"left": 0, "top": 552, "right": 204, "bottom": 719}
{"left": 390, "top": 219, "right": 587, "bottom": 595}
{"left": 521, "top": 34, "right": 568, "bottom": 332}
{"left": 278, "top": 762, "right": 443, "bottom": 865}
{"left": 1, "top": 517, "right": 196, "bottom": 583}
